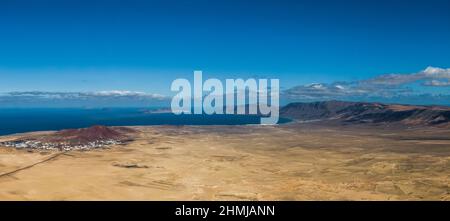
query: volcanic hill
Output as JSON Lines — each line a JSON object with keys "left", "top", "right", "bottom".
{"left": 1, "top": 125, "right": 135, "bottom": 151}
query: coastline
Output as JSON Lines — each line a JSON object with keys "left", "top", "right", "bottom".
{"left": 0, "top": 107, "right": 291, "bottom": 136}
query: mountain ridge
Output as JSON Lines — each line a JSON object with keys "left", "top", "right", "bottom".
{"left": 280, "top": 100, "right": 450, "bottom": 127}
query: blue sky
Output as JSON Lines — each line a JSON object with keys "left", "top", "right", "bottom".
{"left": 0, "top": 0, "right": 450, "bottom": 106}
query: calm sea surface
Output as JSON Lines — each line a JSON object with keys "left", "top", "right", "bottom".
{"left": 0, "top": 108, "right": 290, "bottom": 136}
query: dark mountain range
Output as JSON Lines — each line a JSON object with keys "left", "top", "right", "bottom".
{"left": 280, "top": 101, "right": 450, "bottom": 127}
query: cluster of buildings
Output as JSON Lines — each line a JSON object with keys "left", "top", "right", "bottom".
{"left": 0, "top": 139, "right": 122, "bottom": 151}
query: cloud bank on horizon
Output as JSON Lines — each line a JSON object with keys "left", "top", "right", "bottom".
{"left": 283, "top": 66, "right": 450, "bottom": 106}
{"left": 1, "top": 67, "right": 450, "bottom": 107}
{"left": 0, "top": 90, "right": 169, "bottom": 108}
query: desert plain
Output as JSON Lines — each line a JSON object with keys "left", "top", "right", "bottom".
{"left": 0, "top": 123, "right": 449, "bottom": 200}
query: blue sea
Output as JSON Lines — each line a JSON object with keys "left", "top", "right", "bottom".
{"left": 0, "top": 108, "right": 290, "bottom": 136}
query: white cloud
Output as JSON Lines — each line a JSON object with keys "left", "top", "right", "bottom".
{"left": 88, "top": 90, "right": 167, "bottom": 99}
{"left": 335, "top": 85, "right": 345, "bottom": 90}
{"left": 0, "top": 90, "right": 170, "bottom": 107}
{"left": 92, "top": 90, "right": 146, "bottom": 96}
{"left": 423, "top": 66, "right": 450, "bottom": 78}
{"left": 423, "top": 80, "right": 450, "bottom": 87}
{"left": 4, "top": 90, "right": 168, "bottom": 99}
{"left": 365, "top": 66, "right": 450, "bottom": 85}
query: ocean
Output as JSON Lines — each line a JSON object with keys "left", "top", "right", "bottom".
{"left": 0, "top": 108, "right": 290, "bottom": 136}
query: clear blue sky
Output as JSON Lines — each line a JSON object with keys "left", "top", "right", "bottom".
{"left": 0, "top": 0, "right": 449, "bottom": 106}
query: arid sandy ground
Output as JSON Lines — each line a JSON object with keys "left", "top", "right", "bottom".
{"left": 0, "top": 124, "right": 449, "bottom": 200}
